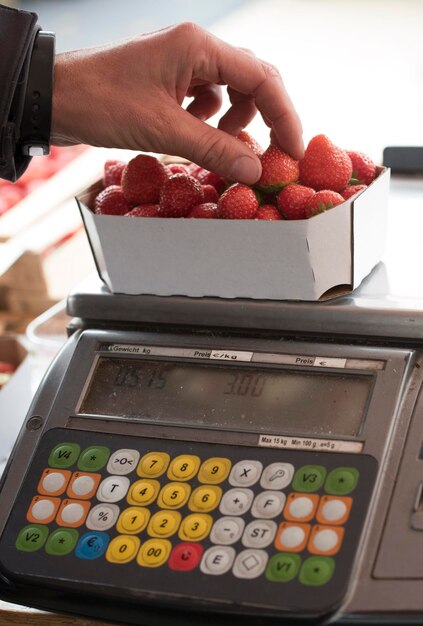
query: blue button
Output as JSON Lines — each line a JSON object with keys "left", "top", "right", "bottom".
{"left": 75, "top": 532, "right": 109, "bottom": 560}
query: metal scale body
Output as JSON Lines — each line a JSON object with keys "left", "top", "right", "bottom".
{"left": 0, "top": 175, "right": 423, "bottom": 625}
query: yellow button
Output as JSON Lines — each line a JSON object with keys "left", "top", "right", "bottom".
{"left": 158, "top": 482, "right": 191, "bottom": 509}
{"left": 147, "top": 510, "right": 181, "bottom": 538}
{"left": 137, "top": 538, "right": 171, "bottom": 568}
{"left": 137, "top": 452, "right": 170, "bottom": 478}
{"left": 189, "top": 486, "right": 222, "bottom": 513}
{"left": 198, "top": 457, "right": 231, "bottom": 484}
{"left": 117, "top": 507, "right": 150, "bottom": 534}
{"left": 178, "top": 514, "right": 213, "bottom": 542}
{"left": 127, "top": 479, "right": 160, "bottom": 506}
{"left": 106, "top": 535, "right": 140, "bottom": 564}
{"left": 167, "top": 455, "right": 200, "bottom": 481}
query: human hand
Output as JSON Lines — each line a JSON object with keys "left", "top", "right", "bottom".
{"left": 52, "top": 22, "right": 303, "bottom": 184}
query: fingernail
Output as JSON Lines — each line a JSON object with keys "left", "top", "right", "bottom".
{"left": 229, "top": 156, "right": 261, "bottom": 184}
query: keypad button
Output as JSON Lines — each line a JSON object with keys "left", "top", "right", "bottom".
{"left": 86, "top": 504, "right": 120, "bottom": 531}
{"left": 275, "top": 522, "right": 311, "bottom": 552}
{"left": 200, "top": 546, "right": 236, "bottom": 575}
{"left": 106, "top": 535, "right": 140, "bottom": 564}
{"left": 137, "top": 538, "right": 171, "bottom": 568}
{"left": 299, "top": 556, "right": 335, "bottom": 586}
{"left": 179, "top": 514, "right": 212, "bottom": 542}
{"left": 158, "top": 482, "right": 191, "bottom": 509}
{"left": 260, "top": 463, "right": 294, "bottom": 490}
{"left": 251, "top": 491, "right": 286, "bottom": 519}
{"left": 38, "top": 469, "right": 71, "bottom": 496}
{"left": 97, "top": 476, "right": 130, "bottom": 503}
{"left": 198, "top": 457, "right": 231, "bottom": 484}
{"left": 48, "top": 443, "right": 80, "bottom": 469}
{"left": 325, "top": 467, "right": 359, "bottom": 496}
{"left": 284, "top": 493, "right": 319, "bottom": 522}
{"left": 27, "top": 496, "right": 60, "bottom": 524}
{"left": 308, "top": 525, "right": 344, "bottom": 556}
{"left": 266, "top": 552, "right": 301, "bottom": 583}
{"left": 167, "top": 455, "right": 200, "bottom": 481}
{"left": 219, "top": 488, "right": 254, "bottom": 516}
{"left": 233, "top": 549, "right": 268, "bottom": 579}
{"left": 117, "top": 507, "right": 150, "bottom": 534}
{"left": 56, "top": 499, "right": 90, "bottom": 528}
{"left": 317, "top": 496, "right": 352, "bottom": 525}
{"left": 292, "top": 465, "right": 327, "bottom": 493}
{"left": 137, "top": 452, "right": 170, "bottom": 478}
{"left": 229, "top": 460, "right": 263, "bottom": 487}
{"left": 127, "top": 479, "right": 160, "bottom": 506}
{"left": 107, "top": 449, "right": 140, "bottom": 476}
{"left": 76, "top": 531, "right": 109, "bottom": 560}
{"left": 189, "top": 486, "right": 222, "bottom": 513}
{"left": 16, "top": 524, "right": 49, "bottom": 552}
{"left": 210, "top": 517, "right": 245, "bottom": 545}
{"left": 242, "top": 519, "right": 277, "bottom": 549}
{"left": 45, "top": 529, "right": 79, "bottom": 556}
{"left": 67, "top": 472, "right": 101, "bottom": 499}
{"left": 168, "top": 542, "right": 203, "bottom": 572}
{"left": 77, "top": 446, "right": 110, "bottom": 472}
{"left": 148, "top": 510, "right": 182, "bottom": 538}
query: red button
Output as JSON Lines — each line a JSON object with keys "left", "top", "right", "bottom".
{"left": 168, "top": 542, "right": 203, "bottom": 571}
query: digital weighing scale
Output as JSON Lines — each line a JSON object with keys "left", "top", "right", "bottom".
{"left": 1, "top": 174, "right": 423, "bottom": 625}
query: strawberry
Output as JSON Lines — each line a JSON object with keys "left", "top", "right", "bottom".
{"left": 256, "top": 145, "right": 299, "bottom": 193}
{"left": 341, "top": 184, "right": 367, "bottom": 200}
{"left": 277, "top": 184, "right": 315, "bottom": 220}
{"left": 299, "top": 135, "right": 352, "bottom": 191}
{"left": 0, "top": 361, "right": 15, "bottom": 374}
{"left": 194, "top": 168, "right": 226, "bottom": 193}
{"left": 159, "top": 174, "right": 204, "bottom": 217}
{"left": 121, "top": 154, "right": 167, "bottom": 204}
{"left": 217, "top": 183, "right": 258, "bottom": 219}
{"left": 255, "top": 205, "right": 282, "bottom": 220}
{"left": 201, "top": 184, "right": 219, "bottom": 203}
{"left": 187, "top": 202, "right": 219, "bottom": 218}
{"left": 95, "top": 185, "right": 133, "bottom": 216}
{"left": 125, "top": 204, "right": 160, "bottom": 217}
{"left": 303, "top": 190, "right": 344, "bottom": 218}
{"left": 103, "top": 160, "right": 126, "bottom": 187}
{"left": 347, "top": 151, "right": 376, "bottom": 185}
{"left": 167, "top": 163, "right": 189, "bottom": 175}
{"left": 237, "top": 130, "right": 263, "bottom": 156}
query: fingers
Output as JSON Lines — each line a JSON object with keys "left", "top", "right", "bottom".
{"left": 185, "top": 83, "right": 222, "bottom": 121}
{"left": 217, "top": 87, "right": 257, "bottom": 136}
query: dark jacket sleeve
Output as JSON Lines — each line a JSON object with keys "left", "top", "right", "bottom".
{"left": 0, "top": 4, "right": 39, "bottom": 182}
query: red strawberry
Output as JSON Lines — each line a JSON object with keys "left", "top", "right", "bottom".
{"left": 121, "top": 154, "right": 167, "bottom": 204}
{"left": 159, "top": 174, "right": 204, "bottom": 217}
{"left": 341, "top": 184, "right": 367, "bottom": 200}
{"left": 299, "top": 135, "right": 352, "bottom": 191}
{"left": 194, "top": 168, "right": 226, "bottom": 193}
{"left": 94, "top": 185, "right": 133, "bottom": 216}
{"left": 167, "top": 163, "right": 189, "bottom": 175}
{"left": 256, "top": 145, "right": 299, "bottom": 192}
{"left": 187, "top": 202, "right": 219, "bottom": 218}
{"left": 125, "top": 204, "right": 160, "bottom": 217}
{"left": 255, "top": 205, "right": 282, "bottom": 220}
{"left": 0, "top": 361, "right": 15, "bottom": 374}
{"left": 217, "top": 183, "right": 258, "bottom": 219}
{"left": 277, "top": 184, "right": 315, "bottom": 220}
{"left": 103, "top": 160, "right": 126, "bottom": 187}
{"left": 237, "top": 130, "right": 263, "bottom": 156}
{"left": 201, "top": 184, "right": 219, "bottom": 203}
{"left": 347, "top": 151, "right": 376, "bottom": 185}
{"left": 303, "top": 190, "right": 344, "bottom": 218}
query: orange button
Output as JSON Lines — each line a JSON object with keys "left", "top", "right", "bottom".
{"left": 26, "top": 496, "right": 61, "bottom": 524}
{"left": 56, "top": 499, "right": 91, "bottom": 528}
{"left": 283, "top": 493, "right": 319, "bottom": 523}
{"left": 37, "top": 469, "right": 71, "bottom": 496}
{"left": 308, "top": 525, "right": 344, "bottom": 556}
{"left": 274, "top": 522, "right": 311, "bottom": 552}
{"left": 316, "top": 496, "right": 352, "bottom": 526}
{"left": 67, "top": 472, "right": 101, "bottom": 500}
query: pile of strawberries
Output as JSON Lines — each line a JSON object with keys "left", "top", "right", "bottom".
{"left": 93, "top": 133, "right": 377, "bottom": 221}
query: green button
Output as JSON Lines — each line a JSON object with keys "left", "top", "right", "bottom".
{"left": 266, "top": 552, "right": 301, "bottom": 582}
{"left": 299, "top": 556, "right": 335, "bottom": 586}
{"left": 16, "top": 525, "right": 49, "bottom": 552}
{"left": 45, "top": 528, "right": 79, "bottom": 556}
{"left": 292, "top": 465, "right": 327, "bottom": 493}
{"left": 78, "top": 446, "right": 110, "bottom": 472}
{"left": 48, "top": 442, "right": 81, "bottom": 469}
{"left": 325, "top": 467, "right": 359, "bottom": 495}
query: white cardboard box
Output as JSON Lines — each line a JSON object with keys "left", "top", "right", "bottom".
{"left": 76, "top": 167, "right": 390, "bottom": 301}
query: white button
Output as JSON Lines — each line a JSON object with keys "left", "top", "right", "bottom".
{"left": 41, "top": 472, "right": 66, "bottom": 493}
{"left": 312, "top": 529, "right": 339, "bottom": 553}
{"left": 251, "top": 491, "right": 286, "bottom": 519}
{"left": 71, "top": 475, "right": 95, "bottom": 497}
{"left": 31, "top": 499, "right": 55, "bottom": 521}
{"left": 242, "top": 520, "right": 277, "bottom": 549}
{"left": 233, "top": 549, "right": 268, "bottom": 579}
{"left": 107, "top": 449, "right": 140, "bottom": 475}
{"left": 96, "top": 476, "right": 130, "bottom": 503}
{"left": 287, "top": 496, "right": 314, "bottom": 519}
{"left": 210, "top": 517, "right": 245, "bottom": 545}
{"left": 278, "top": 525, "right": 305, "bottom": 549}
{"left": 200, "top": 546, "right": 236, "bottom": 575}
{"left": 260, "top": 463, "right": 294, "bottom": 490}
{"left": 60, "top": 502, "right": 85, "bottom": 525}
{"left": 219, "top": 488, "right": 254, "bottom": 516}
{"left": 321, "top": 499, "right": 347, "bottom": 522}
{"left": 86, "top": 503, "right": 120, "bottom": 531}
{"left": 229, "top": 461, "right": 263, "bottom": 487}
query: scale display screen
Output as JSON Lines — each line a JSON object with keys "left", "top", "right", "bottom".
{"left": 79, "top": 357, "right": 373, "bottom": 436}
